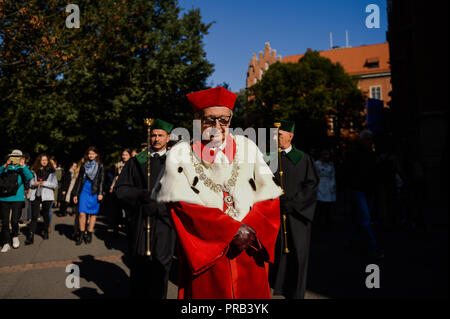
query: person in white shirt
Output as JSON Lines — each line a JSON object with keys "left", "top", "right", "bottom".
{"left": 26, "top": 154, "right": 58, "bottom": 244}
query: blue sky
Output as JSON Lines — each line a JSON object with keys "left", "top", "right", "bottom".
{"left": 178, "top": 0, "right": 388, "bottom": 92}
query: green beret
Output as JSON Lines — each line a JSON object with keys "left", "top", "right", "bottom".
{"left": 152, "top": 119, "right": 174, "bottom": 134}
{"left": 277, "top": 120, "right": 295, "bottom": 133}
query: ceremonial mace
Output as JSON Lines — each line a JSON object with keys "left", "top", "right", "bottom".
{"left": 274, "top": 122, "right": 290, "bottom": 254}
{"left": 144, "top": 118, "right": 154, "bottom": 257}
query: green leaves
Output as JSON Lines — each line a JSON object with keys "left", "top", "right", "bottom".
{"left": 246, "top": 50, "right": 365, "bottom": 149}
{"left": 1, "top": 0, "right": 213, "bottom": 165}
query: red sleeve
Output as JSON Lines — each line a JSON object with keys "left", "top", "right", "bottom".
{"left": 241, "top": 198, "right": 280, "bottom": 264}
{"left": 169, "top": 201, "right": 242, "bottom": 275}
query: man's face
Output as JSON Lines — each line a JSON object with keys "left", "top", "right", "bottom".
{"left": 277, "top": 129, "right": 293, "bottom": 150}
{"left": 200, "top": 106, "right": 232, "bottom": 147}
{"left": 320, "top": 150, "right": 330, "bottom": 162}
{"left": 151, "top": 129, "right": 170, "bottom": 152}
{"left": 361, "top": 134, "right": 373, "bottom": 149}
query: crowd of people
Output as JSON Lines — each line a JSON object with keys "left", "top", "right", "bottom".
{"left": 0, "top": 146, "right": 143, "bottom": 251}
{"left": 0, "top": 86, "right": 426, "bottom": 299}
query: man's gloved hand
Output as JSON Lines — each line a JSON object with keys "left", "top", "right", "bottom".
{"left": 138, "top": 189, "right": 151, "bottom": 203}
{"left": 231, "top": 224, "right": 256, "bottom": 251}
{"left": 142, "top": 200, "right": 159, "bottom": 217}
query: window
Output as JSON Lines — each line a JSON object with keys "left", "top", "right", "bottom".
{"left": 260, "top": 69, "right": 264, "bottom": 79}
{"left": 265, "top": 62, "right": 269, "bottom": 70}
{"left": 366, "top": 57, "right": 380, "bottom": 69}
{"left": 370, "top": 85, "right": 381, "bottom": 100}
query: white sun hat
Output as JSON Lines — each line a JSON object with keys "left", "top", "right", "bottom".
{"left": 8, "top": 149, "right": 24, "bottom": 157}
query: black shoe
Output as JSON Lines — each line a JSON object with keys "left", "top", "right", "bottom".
{"left": 25, "top": 233, "right": 34, "bottom": 245}
{"left": 367, "top": 248, "right": 385, "bottom": 260}
{"left": 42, "top": 230, "right": 49, "bottom": 240}
{"left": 75, "top": 232, "right": 83, "bottom": 245}
{"left": 85, "top": 231, "right": 93, "bottom": 244}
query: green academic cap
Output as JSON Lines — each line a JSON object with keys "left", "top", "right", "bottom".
{"left": 152, "top": 119, "right": 174, "bottom": 134}
{"left": 277, "top": 120, "right": 295, "bottom": 133}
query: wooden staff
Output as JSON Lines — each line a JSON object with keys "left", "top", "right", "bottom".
{"left": 144, "top": 118, "right": 154, "bottom": 256}
{"left": 274, "top": 122, "right": 290, "bottom": 254}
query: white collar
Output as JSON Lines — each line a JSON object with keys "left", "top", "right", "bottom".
{"left": 151, "top": 148, "right": 167, "bottom": 157}
{"left": 208, "top": 138, "right": 227, "bottom": 151}
{"left": 282, "top": 145, "right": 292, "bottom": 154}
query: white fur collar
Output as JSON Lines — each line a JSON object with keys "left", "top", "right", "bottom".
{"left": 156, "top": 134, "right": 282, "bottom": 221}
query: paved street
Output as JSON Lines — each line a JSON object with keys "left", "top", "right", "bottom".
{"left": 0, "top": 206, "right": 447, "bottom": 299}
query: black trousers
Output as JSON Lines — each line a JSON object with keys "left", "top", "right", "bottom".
{"left": 129, "top": 255, "right": 173, "bottom": 299}
{"left": 59, "top": 201, "right": 69, "bottom": 214}
{"left": 29, "top": 197, "right": 52, "bottom": 234}
{"left": 1, "top": 201, "right": 23, "bottom": 245}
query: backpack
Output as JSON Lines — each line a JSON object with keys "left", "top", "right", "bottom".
{"left": 0, "top": 169, "right": 21, "bottom": 197}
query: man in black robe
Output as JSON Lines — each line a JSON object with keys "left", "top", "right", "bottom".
{"left": 268, "top": 120, "right": 319, "bottom": 299}
{"left": 114, "top": 119, "right": 176, "bottom": 299}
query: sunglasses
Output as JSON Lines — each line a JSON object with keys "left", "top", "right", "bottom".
{"left": 201, "top": 115, "right": 231, "bottom": 127}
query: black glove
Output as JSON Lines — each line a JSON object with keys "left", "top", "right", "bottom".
{"left": 231, "top": 224, "right": 256, "bottom": 251}
{"left": 138, "top": 189, "right": 151, "bottom": 203}
{"left": 142, "top": 200, "right": 159, "bottom": 217}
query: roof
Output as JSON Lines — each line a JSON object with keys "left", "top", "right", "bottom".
{"left": 281, "top": 43, "right": 390, "bottom": 76}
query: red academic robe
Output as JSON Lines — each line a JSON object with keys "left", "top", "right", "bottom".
{"left": 168, "top": 137, "right": 281, "bottom": 299}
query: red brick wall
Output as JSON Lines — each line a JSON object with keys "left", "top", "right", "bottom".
{"left": 246, "top": 42, "right": 281, "bottom": 88}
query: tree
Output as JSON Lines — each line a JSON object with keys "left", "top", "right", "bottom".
{"left": 246, "top": 50, "right": 365, "bottom": 151}
{"left": 0, "top": 0, "right": 214, "bottom": 166}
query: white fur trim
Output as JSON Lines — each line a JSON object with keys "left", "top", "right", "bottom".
{"left": 157, "top": 135, "right": 282, "bottom": 221}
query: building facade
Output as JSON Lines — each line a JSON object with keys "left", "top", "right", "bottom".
{"left": 246, "top": 42, "right": 281, "bottom": 88}
{"left": 247, "top": 42, "right": 392, "bottom": 107}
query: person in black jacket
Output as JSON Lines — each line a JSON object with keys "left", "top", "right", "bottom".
{"left": 114, "top": 119, "right": 176, "bottom": 299}
{"left": 344, "top": 130, "right": 384, "bottom": 259}
{"left": 57, "top": 162, "right": 77, "bottom": 216}
{"left": 267, "top": 120, "right": 320, "bottom": 299}
{"left": 73, "top": 147, "right": 105, "bottom": 245}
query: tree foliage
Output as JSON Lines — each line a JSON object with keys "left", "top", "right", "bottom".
{"left": 0, "top": 0, "right": 213, "bottom": 165}
{"left": 246, "top": 51, "right": 365, "bottom": 150}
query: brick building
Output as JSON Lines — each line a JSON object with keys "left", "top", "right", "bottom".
{"left": 246, "top": 42, "right": 282, "bottom": 88}
{"left": 246, "top": 42, "right": 392, "bottom": 107}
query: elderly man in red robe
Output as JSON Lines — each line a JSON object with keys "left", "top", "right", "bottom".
{"left": 156, "top": 86, "right": 282, "bottom": 299}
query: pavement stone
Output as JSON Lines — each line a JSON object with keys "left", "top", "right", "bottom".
{"left": 1, "top": 207, "right": 447, "bottom": 299}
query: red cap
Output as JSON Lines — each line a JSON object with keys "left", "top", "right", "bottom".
{"left": 186, "top": 86, "right": 237, "bottom": 112}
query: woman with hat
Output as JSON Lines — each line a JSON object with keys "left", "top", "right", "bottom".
{"left": 0, "top": 150, "right": 33, "bottom": 252}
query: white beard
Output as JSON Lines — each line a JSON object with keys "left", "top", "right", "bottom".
{"left": 156, "top": 134, "right": 282, "bottom": 221}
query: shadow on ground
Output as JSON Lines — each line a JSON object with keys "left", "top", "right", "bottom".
{"left": 72, "top": 255, "right": 130, "bottom": 298}
{"left": 306, "top": 216, "right": 448, "bottom": 298}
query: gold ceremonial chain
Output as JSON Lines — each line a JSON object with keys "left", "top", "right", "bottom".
{"left": 189, "top": 145, "right": 240, "bottom": 218}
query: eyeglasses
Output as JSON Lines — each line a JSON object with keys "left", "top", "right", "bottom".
{"left": 201, "top": 115, "right": 231, "bottom": 127}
